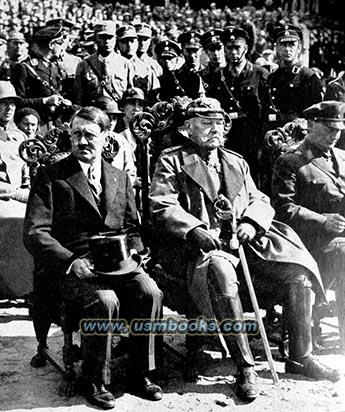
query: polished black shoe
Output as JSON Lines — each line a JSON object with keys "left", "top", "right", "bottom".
{"left": 236, "top": 367, "right": 259, "bottom": 402}
{"left": 80, "top": 380, "right": 116, "bottom": 409}
{"left": 286, "top": 355, "right": 342, "bottom": 382}
{"left": 128, "top": 375, "right": 163, "bottom": 401}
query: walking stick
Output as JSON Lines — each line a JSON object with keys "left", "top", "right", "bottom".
{"left": 216, "top": 195, "right": 279, "bottom": 384}
{"left": 238, "top": 244, "right": 279, "bottom": 384}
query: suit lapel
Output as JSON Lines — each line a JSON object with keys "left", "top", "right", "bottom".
{"left": 219, "top": 149, "right": 245, "bottom": 203}
{"left": 101, "top": 160, "right": 120, "bottom": 217}
{"left": 181, "top": 152, "right": 218, "bottom": 202}
{"left": 65, "top": 155, "right": 102, "bottom": 218}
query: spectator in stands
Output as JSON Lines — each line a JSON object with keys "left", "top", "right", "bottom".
{"left": 14, "top": 107, "right": 40, "bottom": 140}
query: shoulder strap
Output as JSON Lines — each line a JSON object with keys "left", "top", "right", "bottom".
{"left": 22, "top": 61, "right": 60, "bottom": 95}
{"left": 86, "top": 58, "right": 118, "bottom": 103}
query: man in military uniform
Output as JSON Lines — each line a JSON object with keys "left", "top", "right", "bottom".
{"left": 11, "top": 25, "right": 73, "bottom": 131}
{"left": 174, "top": 31, "right": 206, "bottom": 100}
{"left": 206, "top": 27, "right": 269, "bottom": 181}
{"left": 7, "top": 31, "right": 29, "bottom": 71}
{"left": 266, "top": 24, "right": 323, "bottom": 130}
{"left": 134, "top": 22, "right": 162, "bottom": 79}
{"left": 149, "top": 97, "right": 341, "bottom": 402}
{"left": 200, "top": 28, "right": 226, "bottom": 90}
{"left": 272, "top": 101, "right": 345, "bottom": 350}
{"left": 74, "top": 21, "right": 133, "bottom": 106}
{"left": 154, "top": 39, "right": 183, "bottom": 102}
{"left": 116, "top": 25, "right": 159, "bottom": 105}
{"left": 45, "top": 18, "right": 82, "bottom": 103}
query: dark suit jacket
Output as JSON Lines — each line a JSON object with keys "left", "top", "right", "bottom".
{"left": 272, "top": 139, "right": 345, "bottom": 253}
{"left": 24, "top": 154, "right": 143, "bottom": 284}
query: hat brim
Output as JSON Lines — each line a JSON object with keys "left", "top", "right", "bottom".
{"left": 160, "top": 52, "right": 177, "bottom": 58}
{"left": 0, "top": 95, "right": 21, "bottom": 102}
{"left": 324, "top": 121, "right": 345, "bottom": 130}
{"left": 94, "top": 253, "right": 143, "bottom": 276}
{"left": 118, "top": 35, "right": 138, "bottom": 40}
{"left": 95, "top": 31, "right": 114, "bottom": 36}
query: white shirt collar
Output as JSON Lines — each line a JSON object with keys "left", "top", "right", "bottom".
{"left": 78, "top": 159, "right": 102, "bottom": 183}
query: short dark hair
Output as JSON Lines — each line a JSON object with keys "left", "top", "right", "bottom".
{"left": 70, "top": 106, "right": 110, "bottom": 132}
{"left": 14, "top": 107, "right": 40, "bottom": 125}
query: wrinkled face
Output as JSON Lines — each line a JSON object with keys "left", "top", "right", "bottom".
{"left": 0, "top": 98, "right": 16, "bottom": 125}
{"left": 118, "top": 37, "right": 138, "bottom": 59}
{"left": 17, "top": 114, "right": 39, "bottom": 138}
{"left": 137, "top": 36, "right": 151, "bottom": 54}
{"left": 206, "top": 44, "right": 225, "bottom": 66}
{"left": 185, "top": 116, "right": 225, "bottom": 150}
{"left": 7, "top": 40, "right": 29, "bottom": 60}
{"left": 225, "top": 40, "right": 248, "bottom": 65}
{"left": 307, "top": 121, "right": 342, "bottom": 152}
{"left": 96, "top": 33, "right": 116, "bottom": 56}
{"left": 70, "top": 117, "right": 106, "bottom": 164}
{"left": 276, "top": 40, "right": 301, "bottom": 64}
{"left": 183, "top": 47, "right": 201, "bottom": 69}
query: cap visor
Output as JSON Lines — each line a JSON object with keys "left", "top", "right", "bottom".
{"left": 326, "top": 121, "right": 345, "bottom": 130}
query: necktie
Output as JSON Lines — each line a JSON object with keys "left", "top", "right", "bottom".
{"left": 87, "top": 165, "right": 102, "bottom": 199}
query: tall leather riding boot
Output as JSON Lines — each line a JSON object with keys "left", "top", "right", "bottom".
{"left": 285, "top": 282, "right": 313, "bottom": 362}
{"left": 211, "top": 293, "right": 255, "bottom": 368}
{"left": 284, "top": 282, "right": 341, "bottom": 382}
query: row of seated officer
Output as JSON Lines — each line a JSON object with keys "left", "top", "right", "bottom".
{"left": 22, "top": 97, "right": 343, "bottom": 409}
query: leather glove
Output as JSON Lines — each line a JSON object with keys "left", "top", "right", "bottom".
{"left": 236, "top": 222, "right": 257, "bottom": 244}
{"left": 188, "top": 227, "right": 221, "bottom": 252}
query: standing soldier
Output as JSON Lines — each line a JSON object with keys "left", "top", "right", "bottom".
{"left": 7, "top": 31, "right": 29, "bottom": 71}
{"left": 266, "top": 24, "right": 323, "bottom": 130}
{"left": 206, "top": 27, "right": 269, "bottom": 181}
{"left": 200, "top": 28, "right": 226, "bottom": 91}
{"left": 154, "top": 39, "right": 183, "bottom": 102}
{"left": 11, "top": 26, "right": 73, "bottom": 132}
{"left": 116, "top": 25, "right": 160, "bottom": 105}
{"left": 174, "top": 31, "right": 206, "bottom": 99}
{"left": 134, "top": 22, "right": 163, "bottom": 79}
{"left": 74, "top": 21, "right": 133, "bottom": 106}
{"left": 45, "top": 18, "right": 82, "bottom": 104}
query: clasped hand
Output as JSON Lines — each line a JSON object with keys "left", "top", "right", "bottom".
{"left": 189, "top": 223, "right": 257, "bottom": 252}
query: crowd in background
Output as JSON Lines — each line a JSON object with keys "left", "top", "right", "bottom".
{"left": 0, "top": 0, "right": 344, "bottom": 81}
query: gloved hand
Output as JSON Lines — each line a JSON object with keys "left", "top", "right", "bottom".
{"left": 188, "top": 227, "right": 221, "bottom": 252}
{"left": 236, "top": 222, "right": 257, "bottom": 244}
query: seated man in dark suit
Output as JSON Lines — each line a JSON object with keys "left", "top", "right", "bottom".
{"left": 23, "top": 106, "right": 163, "bottom": 409}
{"left": 272, "top": 100, "right": 345, "bottom": 349}
{"left": 149, "top": 97, "right": 341, "bottom": 402}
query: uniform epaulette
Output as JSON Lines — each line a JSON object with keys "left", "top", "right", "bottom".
{"left": 221, "top": 147, "right": 243, "bottom": 158}
{"left": 161, "top": 145, "right": 183, "bottom": 154}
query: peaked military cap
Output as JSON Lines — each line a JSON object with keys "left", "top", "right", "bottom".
{"left": 200, "top": 29, "right": 224, "bottom": 50}
{"left": 94, "top": 21, "right": 116, "bottom": 36}
{"left": 121, "top": 87, "right": 146, "bottom": 103}
{"left": 221, "top": 26, "right": 249, "bottom": 44}
{"left": 33, "top": 25, "right": 64, "bottom": 43}
{"left": 303, "top": 101, "right": 345, "bottom": 130}
{"left": 185, "top": 97, "right": 225, "bottom": 120}
{"left": 273, "top": 24, "right": 303, "bottom": 43}
{"left": 134, "top": 22, "right": 152, "bottom": 38}
{"left": 116, "top": 25, "right": 138, "bottom": 40}
{"left": 46, "top": 18, "right": 75, "bottom": 30}
{"left": 178, "top": 31, "right": 202, "bottom": 49}
{"left": 154, "top": 39, "right": 182, "bottom": 59}
{"left": 8, "top": 31, "right": 26, "bottom": 42}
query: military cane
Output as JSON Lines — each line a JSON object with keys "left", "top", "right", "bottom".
{"left": 215, "top": 195, "right": 279, "bottom": 384}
